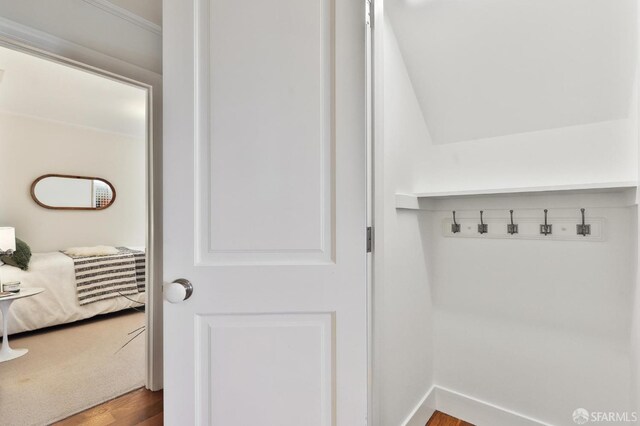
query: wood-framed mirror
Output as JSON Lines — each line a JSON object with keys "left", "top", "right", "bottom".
{"left": 30, "top": 174, "right": 117, "bottom": 210}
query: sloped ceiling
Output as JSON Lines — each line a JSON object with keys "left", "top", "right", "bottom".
{"left": 386, "top": 0, "right": 638, "bottom": 145}
{"left": 0, "top": 45, "right": 147, "bottom": 138}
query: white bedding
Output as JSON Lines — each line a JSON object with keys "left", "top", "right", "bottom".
{"left": 0, "top": 252, "right": 146, "bottom": 336}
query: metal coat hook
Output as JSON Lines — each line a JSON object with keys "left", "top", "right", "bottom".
{"left": 451, "top": 211, "right": 460, "bottom": 233}
{"left": 540, "top": 209, "right": 552, "bottom": 235}
{"left": 478, "top": 210, "right": 488, "bottom": 234}
{"left": 507, "top": 210, "right": 518, "bottom": 235}
{"left": 577, "top": 208, "right": 591, "bottom": 236}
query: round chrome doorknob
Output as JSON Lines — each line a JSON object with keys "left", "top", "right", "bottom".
{"left": 164, "top": 279, "right": 193, "bottom": 303}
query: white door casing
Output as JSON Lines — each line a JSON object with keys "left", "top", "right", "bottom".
{"left": 163, "top": 0, "right": 368, "bottom": 424}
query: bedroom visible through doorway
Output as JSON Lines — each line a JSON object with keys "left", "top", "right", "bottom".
{"left": 0, "top": 43, "right": 153, "bottom": 425}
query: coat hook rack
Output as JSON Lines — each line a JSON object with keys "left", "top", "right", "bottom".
{"left": 478, "top": 210, "right": 488, "bottom": 234}
{"left": 577, "top": 208, "right": 591, "bottom": 236}
{"left": 540, "top": 209, "right": 552, "bottom": 235}
{"left": 451, "top": 211, "right": 460, "bottom": 233}
{"left": 507, "top": 210, "right": 518, "bottom": 235}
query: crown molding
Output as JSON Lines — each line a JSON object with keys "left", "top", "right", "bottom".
{"left": 0, "top": 15, "right": 162, "bottom": 78}
{"left": 82, "top": 0, "right": 161, "bottom": 35}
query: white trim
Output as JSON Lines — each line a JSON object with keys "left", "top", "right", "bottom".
{"left": 371, "top": 0, "right": 385, "bottom": 423}
{"left": 0, "top": 16, "right": 161, "bottom": 80}
{"left": 400, "top": 386, "right": 436, "bottom": 426}
{"left": 402, "top": 386, "right": 554, "bottom": 426}
{"left": 82, "top": 0, "right": 161, "bottom": 35}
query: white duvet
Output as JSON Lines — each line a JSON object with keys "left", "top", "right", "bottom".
{"left": 0, "top": 252, "right": 146, "bottom": 336}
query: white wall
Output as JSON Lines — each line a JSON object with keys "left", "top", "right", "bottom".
{"left": 0, "top": 112, "right": 145, "bottom": 252}
{"left": 412, "top": 118, "right": 637, "bottom": 194}
{"left": 374, "top": 20, "right": 435, "bottom": 426}
{"left": 427, "top": 196, "right": 636, "bottom": 425}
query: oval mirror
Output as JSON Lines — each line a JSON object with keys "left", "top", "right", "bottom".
{"left": 31, "top": 174, "right": 116, "bottom": 210}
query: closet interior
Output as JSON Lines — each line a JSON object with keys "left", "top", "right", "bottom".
{"left": 373, "top": 1, "right": 639, "bottom": 425}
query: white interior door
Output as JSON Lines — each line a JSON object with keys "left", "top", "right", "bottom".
{"left": 163, "top": 0, "right": 368, "bottom": 425}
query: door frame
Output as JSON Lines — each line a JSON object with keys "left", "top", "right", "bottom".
{"left": 369, "top": 0, "right": 385, "bottom": 424}
{"left": 0, "top": 32, "right": 163, "bottom": 390}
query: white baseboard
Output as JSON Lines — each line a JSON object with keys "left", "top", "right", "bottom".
{"left": 401, "top": 385, "right": 437, "bottom": 426}
{"left": 401, "top": 385, "right": 554, "bottom": 426}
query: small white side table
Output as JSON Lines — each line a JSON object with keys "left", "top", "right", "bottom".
{"left": 0, "top": 287, "right": 44, "bottom": 362}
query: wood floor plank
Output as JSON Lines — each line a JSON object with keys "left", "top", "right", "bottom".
{"left": 57, "top": 388, "right": 473, "bottom": 426}
{"left": 136, "top": 412, "right": 164, "bottom": 426}
{"left": 427, "top": 410, "right": 475, "bottom": 426}
{"left": 54, "top": 388, "right": 163, "bottom": 426}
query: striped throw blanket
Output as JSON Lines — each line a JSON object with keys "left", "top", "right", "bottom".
{"left": 66, "top": 248, "right": 146, "bottom": 305}
{"left": 116, "top": 247, "right": 146, "bottom": 292}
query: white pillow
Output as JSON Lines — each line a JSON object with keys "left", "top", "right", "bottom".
{"left": 63, "top": 246, "right": 120, "bottom": 257}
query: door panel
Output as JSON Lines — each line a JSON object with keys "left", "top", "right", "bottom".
{"left": 197, "top": 313, "right": 334, "bottom": 425}
{"left": 164, "top": 0, "right": 367, "bottom": 423}
{"left": 195, "top": 0, "right": 334, "bottom": 264}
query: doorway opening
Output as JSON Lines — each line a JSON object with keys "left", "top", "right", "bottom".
{"left": 0, "top": 40, "right": 156, "bottom": 425}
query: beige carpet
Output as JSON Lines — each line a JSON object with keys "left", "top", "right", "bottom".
{"left": 0, "top": 310, "right": 145, "bottom": 426}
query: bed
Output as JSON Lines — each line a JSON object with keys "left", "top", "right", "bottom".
{"left": 0, "top": 250, "right": 146, "bottom": 336}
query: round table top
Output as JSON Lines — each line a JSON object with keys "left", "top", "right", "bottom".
{"left": 0, "top": 287, "right": 45, "bottom": 301}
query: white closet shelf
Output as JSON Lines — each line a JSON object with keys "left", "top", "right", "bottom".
{"left": 396, "top": 181, "right": 638, "bottom": 210}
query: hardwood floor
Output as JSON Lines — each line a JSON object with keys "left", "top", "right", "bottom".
{"left": 427, "top": 410, "right": 475, "bottom": 426}
{"left": 54, "top": 388, "right": 470, "bottom": 426}
{"left": 54, "top": 388, "right": 163, "bottom": 426}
